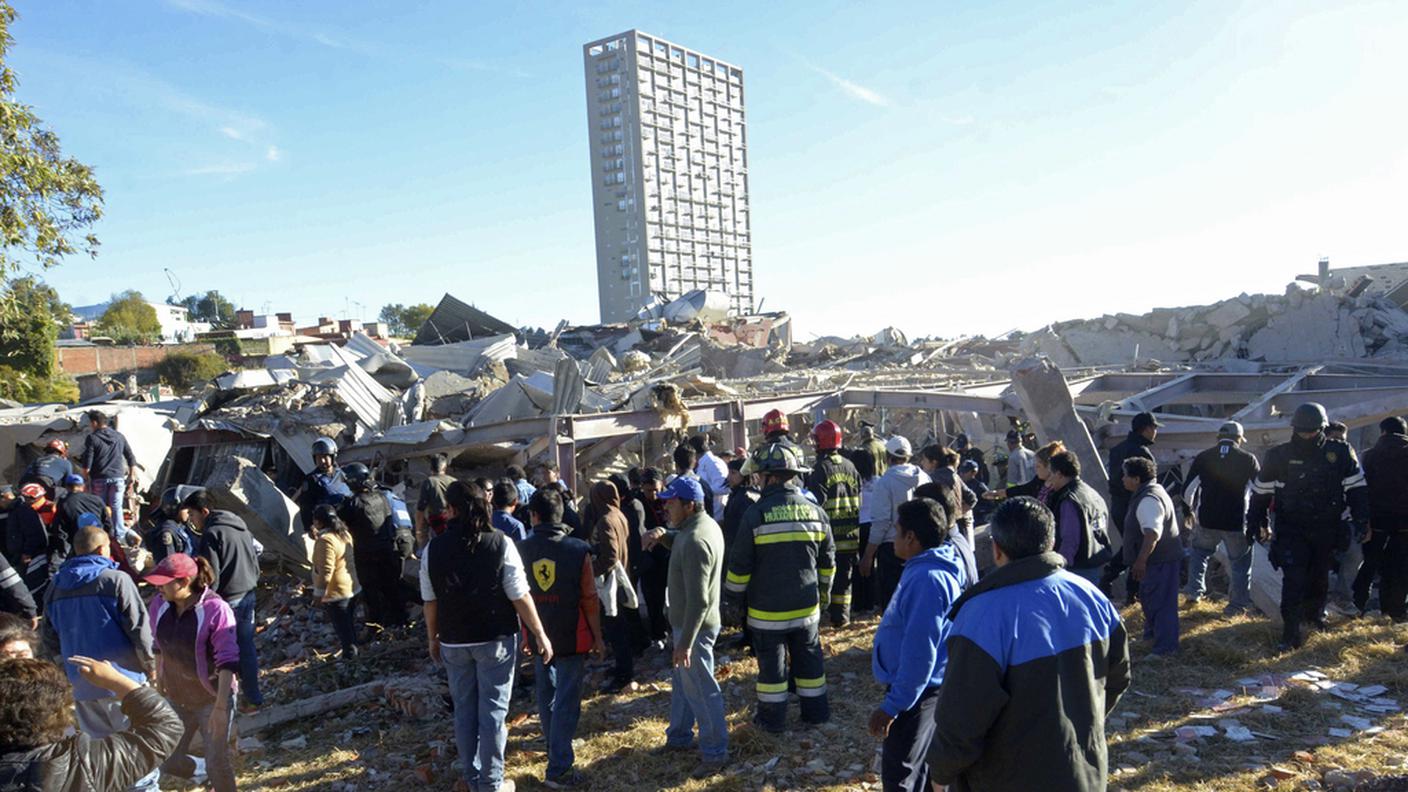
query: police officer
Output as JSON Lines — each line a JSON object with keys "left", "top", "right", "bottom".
{"left": 805, "top": 420, "right": 862, "bottom": 627}
{"left": 292, "top": 438, "right": 351, "bottom": 530}
{"left": 1248, "top": 403, "right": 1370, "bottom": 650}
{"left": 146, "top": 486, "right": 197, "bottom": 564}
{"left": 724, "top": 442, "right": 836, "bottom": 732}
{"left": 338, "top": 463, "right": 407, "bottom": 632}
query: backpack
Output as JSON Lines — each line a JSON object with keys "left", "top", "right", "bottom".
{"left": 380, "top": 490, "right": 415, "bottom": 559}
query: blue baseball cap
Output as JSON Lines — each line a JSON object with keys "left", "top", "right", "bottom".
{"left": 659, "top": 476, "right": 705, "bottom": 503}
{"left": 77, "top": 512, "right": 101, "bottom": 529}
{"left": 62, "top": 473, "right": 84, "bottom": 486}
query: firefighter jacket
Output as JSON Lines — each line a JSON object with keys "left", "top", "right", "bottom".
{"left": 805, "top": 451, "right": 862, "bottom": 554}
{"left": 724, "top": 481, "right": 836, "bottom": 632}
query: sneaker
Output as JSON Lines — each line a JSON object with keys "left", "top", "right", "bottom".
{"left": 1183, "top": 595, "right": 1203, "bottom": 608}
{"left": 1222, "top": 603, "right": 1250, "bottom": 616}
{"left": 544, "top": 771, "right": 586, "bottom": 789}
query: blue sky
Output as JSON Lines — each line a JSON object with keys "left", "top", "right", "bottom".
{"left": 9, "top": 0, "right": 1407, "bottom": 340}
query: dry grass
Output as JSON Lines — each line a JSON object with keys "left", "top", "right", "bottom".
{"left": 221, "top": 599, "right": 1408, "bottom": 791}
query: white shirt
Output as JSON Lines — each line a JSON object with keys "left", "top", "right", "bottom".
{"left": 419, "top": 536, "right": 530, "bottom": 648}
{"left": 1006, "top": 446, "right": 1037, "bottom": 486}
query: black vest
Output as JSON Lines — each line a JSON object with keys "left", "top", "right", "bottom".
{"left": 1048, "top": 479, "right": 1113, "bottom": 570}
{"left": 427, "top": 528, "right": 519, "bottom": 644}
{"left": 519, "top": 525, "right": 590, "bottom": 657}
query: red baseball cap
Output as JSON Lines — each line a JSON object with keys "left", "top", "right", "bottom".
{"left": 144, "top": 553, "right": 198, "bottom": 585}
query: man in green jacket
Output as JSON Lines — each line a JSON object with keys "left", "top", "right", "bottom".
{"left": 643, "top": 476, "right": 728, "bottom": 777}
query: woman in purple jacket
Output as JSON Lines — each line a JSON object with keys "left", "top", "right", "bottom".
{"left": 145, "top": 553, "right": 240, "bottom": 792}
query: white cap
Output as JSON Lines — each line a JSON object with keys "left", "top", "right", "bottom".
{"left": 885, "top": 435, "right": 913, "bottom": 457}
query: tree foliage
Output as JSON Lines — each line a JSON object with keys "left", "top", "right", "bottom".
{"left": 153, "top": 348, "right": 228, "bottom": 391}
{"left": 0, "top": 276, "right": 76, "bottom": 403}
{"left": 176, "top": 290, "right": 237, "bottom": 328}
{"left": 95, "top": 290, "right": 161, "bottom": 344}
{"left": 379, "top": 302, "right": 434, "bottom": 337}
{"left": 0, "top": 2, "right": 103, "bottom": 314}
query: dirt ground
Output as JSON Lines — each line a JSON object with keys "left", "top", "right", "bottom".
{"left": 213, "top": 586, "right": 1408, "bottom": 792}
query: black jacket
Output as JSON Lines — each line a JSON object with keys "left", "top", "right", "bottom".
{"left": 196, "top": 510, "right": 259, "bottom": 603}
{"left": 1363, "top": 432, "right": 1408, "bottom": 525}
{"left": 720, "top": 485, "right": 760, "bottom": 549}
{"left": 55, "top": 492, "right": 109, "bottom": 546}
{"left": 928, "top": 553, "right": 1130, "bottom": 792}
{"left": 1250, "top": 434, "right": 1370, "bottom": 533}
{"left": 80, "top": 428, "right": 137, "bottom": 481}
{"left": 1184, "top": 441, "right": 1260, "bottom": 533}
{"left": 0, "top": 686, "right": 181, "bottom": 792}
{"left": 0, "top": 553, "right": 36, "bottom": 619}
{"left": 1107, "top": 432, "right": 1155, "bottom": 522}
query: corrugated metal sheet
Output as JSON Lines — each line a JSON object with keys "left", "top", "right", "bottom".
{"left": 304, "top": 345, "right": 400, "bottom": 433}
{"left": 413, "top": 294, "right": 517, "bottom": 345}
{"left": 399, "top": 334, "right": 516, "bottom": 375}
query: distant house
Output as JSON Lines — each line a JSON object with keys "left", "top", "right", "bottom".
{"left": 69, "top": 300, "right": 213, "bottom": 343}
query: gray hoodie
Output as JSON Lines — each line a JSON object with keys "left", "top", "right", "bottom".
{"left": 868, "top": 463, "right": 931, "bottom": 547}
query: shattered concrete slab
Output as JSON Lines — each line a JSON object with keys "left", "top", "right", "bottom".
{"left": 203, "top": 455, "right": 310, "bottom": 566}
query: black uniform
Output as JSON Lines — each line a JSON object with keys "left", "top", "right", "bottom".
{"left": 340, "top": 490, "right": 407, "bottom": 629}
{"left": 1356, "top": 431, "right": 1408, "bottom": 618}
{"left": 805, "top": 451, "right": 862, "bottom": 626}
{"left": 1249, "top": 433, "right": 1369, "bottom": 646}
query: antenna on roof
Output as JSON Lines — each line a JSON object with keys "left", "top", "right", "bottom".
{"left": 164, "top": 268, "right": 182, "bottom": 304}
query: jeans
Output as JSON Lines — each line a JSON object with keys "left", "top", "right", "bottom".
{"left": 74, "top": 697, "right": 161, "bottom": 792}
{"left": 1069, "top": 565, "right": 1104, "bottom": 585}
{"left": 603, "top": 610, "right": 634, "bottom": 685}
{"left": 442, "top": 637, "right": 517, "bottom": 792}
{"left": 1186, "top": 527, "right": 1252, "bottom": 608}
{"left": 324, "top": 597, "right": 358, "bottom": 655}
{"left": 534, "top": 654, "right": 586, "bottom": 779}
{"left": 231, "top": 592, "right": 263, "bottom": 706}
{"left": 882, "top": 686, "right": 939, "bottom": 792}
{"left": 161, "top": 700, "right": 236, "bottom": 792}
{"left": 666, "top": 625, "right": 728, "bottom": 760}
{"left": 91, "top": 476, "right": 137, "bottom": 542}
{"left": 1140, "top": 559, "right": 1181, "bottom": 655}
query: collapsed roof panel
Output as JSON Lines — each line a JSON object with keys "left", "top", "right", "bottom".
{"left": 412, "top": 294, "right": 518, "bottom": 346}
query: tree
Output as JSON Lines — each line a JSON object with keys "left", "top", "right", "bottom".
{"left": 379, "top": 302, "right": 434, "bottom": 338}
{"left": 0, "top": 2, "right": 103, "bottom": 324}
{"left": 153, "top": 349, "right": 228, "bottom": 391}
{"left": 177, "top": 290, "right": 236, "bottom": 327}
{"left": 0, "top": 276, "right": 76, "bottom": 403}
{"left": 95, "top": 290, "right": 161, "bottom": 344}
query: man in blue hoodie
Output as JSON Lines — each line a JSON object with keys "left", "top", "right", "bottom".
{"left": 869, "top": 497, "right": 970, "bottom": 792}
{"left": 42, "top": 524, "right": 158, "bottom": 792}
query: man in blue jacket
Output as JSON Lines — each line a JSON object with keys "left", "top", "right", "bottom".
{"left": 869, "top": 497, "right": 970, "bottom": 792}
{"left": 927, "top": 497, "right": 1130, "bottom": 792}
{"left": 42, "top": 524, "right": 158, "bottom": 792}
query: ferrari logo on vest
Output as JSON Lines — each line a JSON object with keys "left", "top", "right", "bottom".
{"left": 1326, "top": 451, "right": 1338, "bottom": 464}
{"left": 532, "top": 558, "right": 556, "bottom": 591}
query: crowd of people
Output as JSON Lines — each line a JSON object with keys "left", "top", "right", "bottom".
{"left": 2, "top": 401, "right": 1406, "bottom": 791}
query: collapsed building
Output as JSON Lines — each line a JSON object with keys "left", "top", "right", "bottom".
{"left": 2, "top": 265, "right": 1407, "bottom": 605}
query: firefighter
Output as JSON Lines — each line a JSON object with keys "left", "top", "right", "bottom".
{"left": 1248, "top": 403, "right": 1370, "bottom": 650}
{"left": 805, "top": 420, "right": 862, "bottom": 627}
{"left": 724, "top": 442, "right": 835, "bottom": 732}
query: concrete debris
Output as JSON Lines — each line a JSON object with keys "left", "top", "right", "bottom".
{"left": 202, "top": 455, "right": 310, "bottom": 566}
{"left": 1020, "top": 287, "right": 1408, "bottom": 366}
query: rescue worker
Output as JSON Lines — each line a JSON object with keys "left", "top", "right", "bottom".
{"left": 22, "top": 439, "right": 73, "bottom": 500}
{"left": 1104, "top": 411, "right": 1159, "bottom": 600}
{"left": 1249, "top": 403, "right": 1371, "bottom": 650}
{"left": 146, "top": 487, "right": 196, "bottom": 565}
{"left": 338, "top": 463, "right": 408, "bottom": 632}
{"left": 1183, "top": 421, "right": 1260, "bottom": 612}
{"left": 291, "top": 438, "right": 351, "bottom": 530}
{"left": 724, "top": 442, "right": 835, "bottom": 732}
{"left": 6, "top": 484, "right": 57, "bottom": 598}
{"left": 740, "top": 410, "right": 804, "bottom": 477}
{"left": 804, "top": 420, "right": 862, "bottom": 627}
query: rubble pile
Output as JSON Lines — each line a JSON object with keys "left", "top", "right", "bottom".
{"left": 1019, "top": 287, "right": 1408, "bottom": 367}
